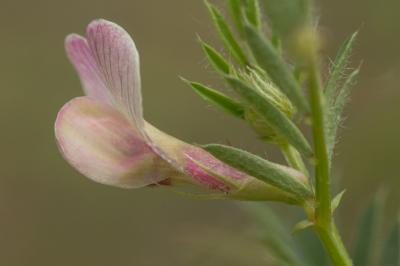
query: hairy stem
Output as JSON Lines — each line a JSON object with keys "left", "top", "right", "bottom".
{"left": 315, "top": 223, "right": 353, "bottom": 266}
{"left": 309, "top": 62, "right": 331, "bottom": 225}
{"left": 308, "top": 55, "right": 352, "bottom": 265}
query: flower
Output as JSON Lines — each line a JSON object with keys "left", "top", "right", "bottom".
{"left": 55, "top": 19, "right": 306, "bottom": 203}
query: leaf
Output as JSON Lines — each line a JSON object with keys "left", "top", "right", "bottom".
{"left": 292, "top": 220, "right": 314, "bottom": 234}
{"left": 261, "top": 0, "right": 311, "bottom": 37}
{"left": 325, "top": 31, "right": 358, "bottom": 105}
{"left": 243, "top": 24, "right": 309, "bottom": 113}
{"left": 203, "top": 144, "right": 312, "bottom": 200}
{"left": 205, "top": 1, "right": 249, "bottom": 66}
{"left": 326, "top": 67, "right": 360, "bottom": 161}
{"left": 334, "top": 68, "right": 360, "bottom": 116}
{"left": 325, "top": 33, "right": 359, "bottom": 158}
{"left": 331, "top": 190, "right": 346, "bottom": 213}
{"left": 241, "top": 203, "right": 308, "bottom": 266}
{"left": 181, "top": 78, "right": 245, "bottom": 118}
{"left": 294, "top": 228, "right": 331, "bottom": 266}
{"left": 380, "top": 215, "right": 400, "bottom": 266}
{"left": 353, "top": 195, "right": 383, "bottom": 266}
{"left": 199, "top": 38, "right": 231, "bottom": 74}
{"left": 225, "top": 77, "right": 313, "bottom": 156}
{"left": 246, "top": 0, "right": 262, "bottom": 31}
{"left": 228, "top": 0, "right": 245, "bottom": 37}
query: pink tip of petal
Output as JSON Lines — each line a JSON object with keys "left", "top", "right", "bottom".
{"left": 185, "top": 147, "right": 247, "bottom": 179}
{"left": 65, "top": 33, "right": 111, "bottom": 103}
{"left": 185, "top": 158, "right": 231, "bottom": 192}
{"left": 183, "top": 147, "right": 247, "bottom": 192}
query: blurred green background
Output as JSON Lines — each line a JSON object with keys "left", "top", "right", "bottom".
{"left": 0, "top": 0, "right": 399, "bottom": 265}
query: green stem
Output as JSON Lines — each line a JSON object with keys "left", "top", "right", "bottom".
{"left": 308, "top": 62, "right": 331, "bottom": 225}
{"left": 308, "top": 53, "right": 352, "bottom": 266}
{"left": 315, "top": 222, "right": 353, "bottom": 266}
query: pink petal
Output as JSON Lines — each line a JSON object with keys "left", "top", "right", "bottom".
{"left": 85, "top": 19, "right": 143, "bottom": 128}
{"left": 184, "top": 148, "right": 245, "bottom": 192}
{"left": 65, "top": 20, "right": 189, "bottom": 180}
{"left": 55, "top": 97, "right": 173, "bottom": 188}
{"left": 65, "top": 19, "right": 143, "bottom": 128}
{"left": 65, "top": 34, "right": 111, "bottom": 103}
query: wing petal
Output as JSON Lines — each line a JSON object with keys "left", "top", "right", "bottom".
{"left": 55, "top": 97, "right": 172, "bottom": 188}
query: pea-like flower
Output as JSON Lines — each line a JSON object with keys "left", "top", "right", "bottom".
{"left": 55, "top": 19, "right": 306, "bottom": 203}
